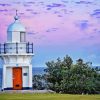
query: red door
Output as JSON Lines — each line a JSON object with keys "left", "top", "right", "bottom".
{"left": 13, "top": 67, "right": 22, "bottom": 90}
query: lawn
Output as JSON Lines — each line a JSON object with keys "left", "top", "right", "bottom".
{"left": 0, "top": 93, "right": 99, "bottom": 100}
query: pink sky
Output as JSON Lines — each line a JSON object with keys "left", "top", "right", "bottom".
{"left": 0, "top": 0, "right": 100, "bottom": 67}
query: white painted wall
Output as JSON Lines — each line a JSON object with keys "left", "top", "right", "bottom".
{"left": 2, "top": 55, "right": 33, "bottom": 65}
{"left": 2, "top": 63, "right": 33, "bottom": 89}
{"left": 29, "top": 65, "right": 32, "bottom": 88}
{"left": 6, "top": 67, "right": 13, "bottom": 88}
{"left": 22, "top": 67, "right": 29, "bottom": 87}
{"left": 2, "top": 65, "right": 6, "bottom": 89}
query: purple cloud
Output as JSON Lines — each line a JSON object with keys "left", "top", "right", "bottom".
{"left": 91, "top": 9, "right": 100, "bottom": 19}
{"left": 26, "top": 2, "right": 35, "bottom": 4}
{"left": 75, "top": 20, "right": 89, "bottom": 30}
{"left": 61, "top": 0, "right": 68, "bottom": 3}
{"left": 47, "top": 3, "right": 66, "bottom": 8}
{"left": 0, "top": 9, "right": 8, "bottom": 12}
{"left": 75, "top": 1, "right": 92, "bottom": 4}
{"left": 26, "top": 9, "right": 33, "bottom": 12}
{"left": 0, "top": 3, "right": 11, "bottom": 6}
{"left": 46, "top": 28, "right": 58, "bottom": 32}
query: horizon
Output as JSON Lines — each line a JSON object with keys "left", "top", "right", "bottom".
{"left": 0, "top": 0, "right": 100, "bottom": 67}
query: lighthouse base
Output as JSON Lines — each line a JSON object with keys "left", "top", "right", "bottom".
{"left": 2, "top": 64, "right": 32, "bottom": 90}
{"left": 3, "top": 87, "right": 33, "bottom": 90}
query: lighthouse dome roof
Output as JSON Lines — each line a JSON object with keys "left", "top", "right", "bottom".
{"left": 7, "top": 15, "right": 26, "bottom": 32}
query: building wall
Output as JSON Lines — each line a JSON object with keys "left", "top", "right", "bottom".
{"left": 2, "top": 55, "right": 32, "bottom": 65}
{"left": 22, "top": 67, "right": 29, "bottom": 87}
{"left": 6, "top": 67, "right": 12, "bottom": 88}
{"left": 2, "top": 65, "right": 32, "bottom": 90}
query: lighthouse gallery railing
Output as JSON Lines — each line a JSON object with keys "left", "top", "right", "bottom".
{"left": 0, "top": 42, "right": 33, "bottom": 54}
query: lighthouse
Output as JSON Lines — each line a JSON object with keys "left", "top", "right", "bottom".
{"left": 0, "top": 11, "right": 34, "bottom": 90}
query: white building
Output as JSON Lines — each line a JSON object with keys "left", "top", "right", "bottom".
{"left": 0, "top": 12, "right": 34, "bottom": 90}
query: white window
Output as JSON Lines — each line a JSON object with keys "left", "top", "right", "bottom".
{"left": 20, "top": 32, "right": 26, "bottom": 42}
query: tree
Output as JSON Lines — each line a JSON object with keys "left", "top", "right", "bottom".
{"left": 45, "top": 56, "right": 100, "bottom": 94}
{"left": 32, "top": 75, "right": 46, "bottom": 90}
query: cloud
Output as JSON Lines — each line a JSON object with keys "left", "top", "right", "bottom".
{"left": 12, "top": 1, "right": 21, "bottom": 4}
{"left": 57, "top": 15, "right": 63, "bottom": 17}
{"left": 23, "top": 3, "right": 31, "bottom": 7}
{"left": 75, "top": 20, "right": 89, "bottom": 30}
{"left": 27, "top": 32, "right": 38, "bottom": 35}
{"left": 31, "top": 12, "right": 39, "bottom": 15}
{"left": 61, "top": 9, "right": 67, "bottom": 14}
{"left": 46, "top": 28, "right": 58, "bottom": 32}
{"left": 38, "top": 1, "right": 44, "bottom": 5}
{"left": 26, "top": 9, "right": 33, "bottom": 12}
{"left": 91, "top": 9, "right": 100, "bottom": 19}
{"left": 75, "top": 1, "right": 92, "bottom": 4}
{"left": 0, "top": 9, "right": 8, "bottom": 12}
{"left": 0, "top": 0, "right": 100, "bottom": 67}
{"left": 46, "top": 8, "right": 51, "bottom": 10}
{"left": 46, "top": 3, "right": 66, "bottom": 10}
{"left": 19, "top": 12, "right": 24, "bottom": 15}
{"left": 61, "top": 0, "right": 68, "bottom": 3}
{"left": 0, "top": 3, "right": 11, "bottom": 6}
{"left": 31, "top": 34, "right": 46, "bottom": 40}
{"left": 47, "top": 3, "right": 65, "bottom": 8}
{"left": 25, "top": 1, "right": 35, "bottom": 4}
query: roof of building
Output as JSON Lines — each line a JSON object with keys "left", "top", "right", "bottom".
{"left": 7, "top": 11, "right": 26, "bottom": 32}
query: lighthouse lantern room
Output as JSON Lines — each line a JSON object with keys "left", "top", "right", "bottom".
{"left": 0, "top": 11, "right": 34, "bottom": 90}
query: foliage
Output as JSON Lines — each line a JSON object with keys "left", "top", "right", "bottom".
{"left": 45, "top": 55, "right": 100, "bottom": 94}
{"left": 32, "top": 75, "right": 47, "bottom": 90}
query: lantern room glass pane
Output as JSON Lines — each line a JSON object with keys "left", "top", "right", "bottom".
{"left": 20, "top": 32, "right": 26, "bottom": 42}
{"left": 7, "top": 32, "right": 12, "bottom": 42}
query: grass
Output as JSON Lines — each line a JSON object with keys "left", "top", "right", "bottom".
{"left": 0, "top": 93, "right": 100, "bottom": 100}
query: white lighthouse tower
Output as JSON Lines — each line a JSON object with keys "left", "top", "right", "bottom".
{"left": 0, "top": 11, "right": 34, "bottom": 90}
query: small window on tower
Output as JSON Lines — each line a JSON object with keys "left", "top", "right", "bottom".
{"left": 23, "top": 73, "right": 28, "bottom": 76}
{"left": 20, "top": 32, "right": 26, "bottom": 42}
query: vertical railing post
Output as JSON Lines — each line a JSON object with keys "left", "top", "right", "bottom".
{"left": 0, "top": 44, "right": 1, "bottom": 54}
{"left": 26, "top": 43, "right": 27, "bottom": 53}
{"left": 16, "top": 42, "right": 18, "bottom": 54}
{"left": 4, "top": 43, "right": 6, "bottom": 54}
{"left": 26, "top": 42, "right": 33, "bottom": 53}
{"left": 27, "top": 42, "right": 29, "bottom": 53}
{"left": 32, "top": 43, "right": 33, "bottom": 53}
